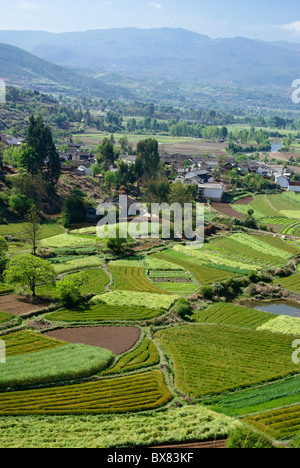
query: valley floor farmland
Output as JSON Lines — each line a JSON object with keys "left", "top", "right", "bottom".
{"left": 3, "top": 193, "right": 300, "bottom": 447}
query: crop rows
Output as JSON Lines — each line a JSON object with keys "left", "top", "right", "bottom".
{"left": 109, "top": 265, "right": 172, "bottom": 295}
{"left": 193, "top": 303, "right": 274, "bottom": 329}
{"left": 157, "top": 282, "right": 198, "bottom": 294}
{"left": 36, "top": 268, "right": 110, "bottom": 298}
{"left": 2, "top": 331, "right": 65, "bottom": 357}
{"left": 0, "top": 311, "right": 16, "bottom": 324}
{"left": 103, "top": 339, "right": 160, "bottom": 375}
{"left": 94, "top": 290, "right": 178, "bottom": 310}
{"left": 0, "top": 283, "right": 14, "bottom": 295}
{"left": 0, "top": 370, "right": 173, "bottom": 415}
{"left": 274, "top": 274, "right": 300, "bottom": 294}
{"left": 257, "top": 315, "right": 300, "bottom": 337}
{"left": 155, "top": 325, "right": 300, "bottom": 398}
{"left": 281, "top": 222, "right": 300, "bottom": 237}
{"left": 209, "top": 374, "right": 300, "bottom": 418}
{"left": 151, "top": 251, "right": 239, "bottom": 285}
{"left": 208, "top": 235, "right": 290, "bottom": 266}
{"left": 0, "top": 344, "right": 113, "bottom": 390}
{"left": 46, "top": 302, "right": 165, "bottom": 322}
{"left": 262, "top": 217, "right": 296, "bottom": 227}
{"left": 245, "top": 404, "right": 300, "bottom": 438}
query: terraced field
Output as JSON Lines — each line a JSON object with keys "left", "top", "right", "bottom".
{"left": 155, "top": 325, "right": 300, "bottom": 398}
{"left": 0, "top": 310, "right": 16, "bottom": 324}
{"left": 232, "top": 192, "right": 300, "bottom": 220}
{"left": 206, "top": 233, "right": 296, "bottom": 267}
{"left": 245, "top": 404, "right": 300, "bottom": 439}
{"left": 103, "top": 339, "right": 160, "bottom": 375}
{"left": 274, "top": 274, "right": 300, "bottom": 294}
{"left": 93, "top": 290, "right": 178, "bottom": 310}
{"left": 109, "top": 264, "right": 171, "bottom": 295}
{"left": 3, "top": 331, "right": 65, "bottom": 356}
{"left": 150, "top": 251, "right": 240, "bottom": 285}
{"left": 35, "top": 268, "right": 110, "bottom": 298}
{"left": 208, "top": 374, "right": 300, "bottom": 417}
{"left": 0, "top": 370, "right": 172, "bottom": 415}
{"left": 0, "top": 283, "right": 14, "bottom": 295}
{"left": 0, "top": 344, "right": 113, "bottom": 389}
{"left": 193, "top": 303, "right": 275, "bottom": 329}
{"left": 47, "top": 303, "right": 165, "bottom": 322}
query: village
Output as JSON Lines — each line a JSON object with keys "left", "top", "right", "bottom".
{"left": 1, "top": 131, "right": 299, "bottom": 211}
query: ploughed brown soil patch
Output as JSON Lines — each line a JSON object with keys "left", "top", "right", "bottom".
{"left": 43, "top": 326, "right": 141, "bottom": 355}
{"left": 233, "top": 196, "right": 254, "bottom": 205}
{"left": 0, "top": 295, "right": 51, "bottom": 316}
{"left": 151, "top": 440, "right": 227, "bottom": 449}
{"left": 211, "top": 203, "right": 244, "bottom": 219}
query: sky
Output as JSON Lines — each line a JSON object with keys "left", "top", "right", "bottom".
{"left": 1, "top": 0, "right": 300, "bottom": 42}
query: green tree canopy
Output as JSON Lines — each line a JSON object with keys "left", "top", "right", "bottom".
{"left": 3, "top": 254, "right": 55, "bottom": 297}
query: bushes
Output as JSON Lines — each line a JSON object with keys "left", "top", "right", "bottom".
{"left": 57, "top": 272, "right": 88, "bottom": 307}
{"left": 175, "top": 298, "right": 192, "bottom": 320}
{"left": 226, "top": 426, "right": 273, "bottom": 449}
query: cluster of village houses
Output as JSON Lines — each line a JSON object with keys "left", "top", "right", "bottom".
{"left": 2, "top": 134, "right": 300, "bottom": 206}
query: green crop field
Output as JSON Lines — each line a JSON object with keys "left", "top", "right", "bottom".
{"left": 274, "top": 274, "right": 300, "bottom": 294}
{"left": 232, "top": 193, "right": 300, "bottom": 220}
{"left": 282, "top": 224, "right": 300, "bottom": 237}
{"left": 109, "top": 264, "right": 171, "bottom": 295}
{"left": 156, "top": 282, "right": 198, "bottom": 294}
{"left": 103, "top": 339, "right": 160, "bottom": 375}
{"left": 155, "top": 325, "right": 300, "bottom": 398}
{"left": 0, "top": 344, "right": 113, "bottom": 389}
{"left": 92, "top": 290, "right": 179, "bottom": 310}
{"left": 46, "top": 302, "right": 165, "bottom": 322}
{"left": 150, "top": 251, "right": 239, "bottom": 285}
{"left": 0, "top": 310, "right": 16, "bottom": 324}
{"left": 35, "top": 268, "right": 110, "bottom": 298}
{"left": 245, "top": 404, "right": 300, "bottom": 439}
{"left": 173, "top": 244, "right": 258, "bottom": 273}
{"left": 53, "top": 256, "right": 104, "bottom": 275}
{"left": 0, "top": 283, "right": 14, "bottom": 295}
{"left": 208, "top": 374, "right": 300, "bottom": 418}
{"left": 193, "top": 303, "right": 275, "bottom": 329}
{"left": 257, "top": 315, "right": 300, "bottom": 336}
{"left": 0, "top": 370, "right": 173, "bottom": 415}
{"left": 3, "top": 331, "right": 65, "bottom": 356}
{"left": 0, "top": 222, "right": 65, "bottom": 239}
{"left": 40, "top": 233, "right": 97, "bottom": 249}
{"left": 0, "top": 406, "right": 242, "bottom": 448}
{"left": 206, "top": 233, "right": 294, "bottom": 267}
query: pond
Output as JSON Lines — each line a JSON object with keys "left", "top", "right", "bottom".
{"left": 253, "top": 301, "right": 300, "bottom": 318}
{"left": 270, "top": 141, "right": 283, "bottom": 153}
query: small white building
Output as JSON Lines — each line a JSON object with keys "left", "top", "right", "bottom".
{"left": 275, "top": 174, "right": 289, "bottom": 189}
{"left": 198, "top": 183, "right": 225, "bottom": 202}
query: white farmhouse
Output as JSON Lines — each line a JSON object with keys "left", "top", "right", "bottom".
{"left": 275, "top": 174, "right": 289, "bottom": 189}
{"left": 198, "top": 183, "right": 225, "bottom": 202}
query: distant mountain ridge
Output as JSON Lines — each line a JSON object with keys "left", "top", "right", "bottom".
{"left": 1, "top": 28, "right": 300, "bottom": 88}
{"left": 0, "top": 42, "right": 132, "bottom": 99}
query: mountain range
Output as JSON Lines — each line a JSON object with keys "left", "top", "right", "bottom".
{"left": 1, "top": 27, "right": 300, "bottom": 90}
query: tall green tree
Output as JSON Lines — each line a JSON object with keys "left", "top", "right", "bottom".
{"left": 26, "top": 115, "right": 61, "bottom": 183}
{"left": 3, "top": 254, "right": 55, "bottom": 297}
{"left": 136, "top": 138, "right": 160, "bottom": 180}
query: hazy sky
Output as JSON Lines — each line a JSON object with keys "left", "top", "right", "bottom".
{"left": 1, "top": 0, "right": 300, "bottom": 41}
